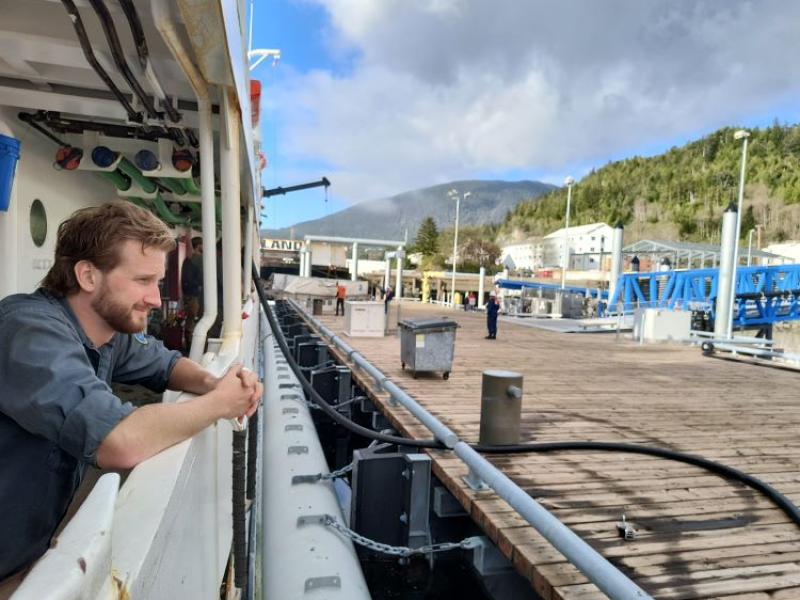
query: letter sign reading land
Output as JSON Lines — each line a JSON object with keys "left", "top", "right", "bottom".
{"left": 262, "top": 239, "right": 303, "bottom": 252}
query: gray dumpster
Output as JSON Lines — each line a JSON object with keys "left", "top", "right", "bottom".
{"left": 398, "top": 318, "right": 458, "bottom": 379}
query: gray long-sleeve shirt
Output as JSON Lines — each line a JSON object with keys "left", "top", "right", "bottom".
{"left": 0, "top": 289, "right": 181, "bottom": 579}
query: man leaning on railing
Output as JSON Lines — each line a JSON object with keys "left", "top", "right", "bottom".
{"left": 0, "top": 202, "right": 262, "bottom": 583}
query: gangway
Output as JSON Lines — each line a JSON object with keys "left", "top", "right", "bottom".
{"left": 608, "top": 264, "right": 800, "bottom": 326}
{"left": 496, "top": 279, "right": 607, "bottom": 299}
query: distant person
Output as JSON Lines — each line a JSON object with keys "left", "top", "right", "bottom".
{"left": 384, "top": 285, "right": 394, "bottom": 314}
{"left": 335, "top": 282, "right": 346, "bottom": 316}
{"left": 461, "top": 293, "right": 469, "bottom": 311}
{"left": 181, "top": 236, "right": 204, "bottom": 350}
{"left": 468, "top": 292, "right": 477, "bottom": 311}
{"left": 486, "top": 291, "right": 500, "bottom": 339}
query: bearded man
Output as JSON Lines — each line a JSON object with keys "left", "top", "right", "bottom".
{"left": 0, "top": 202, "right": 261, "bottom": 581}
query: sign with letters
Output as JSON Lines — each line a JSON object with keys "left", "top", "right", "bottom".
{"left": 262, "top": 238, "right": 303, "bottom": 252}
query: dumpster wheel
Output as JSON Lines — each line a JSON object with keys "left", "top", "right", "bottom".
{"left": 401, "top": 361, "right": 405, "bottom": 370}
{"left": 443, "top": 371, "right": 450, "bottom": 380}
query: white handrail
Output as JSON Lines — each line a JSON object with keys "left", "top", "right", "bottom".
{"left": 12, "top": 474, "right": 120, "bottom": 600}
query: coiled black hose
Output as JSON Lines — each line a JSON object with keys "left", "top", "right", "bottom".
{"left": 254, "top": 265, "right": 800, "bottom": 529}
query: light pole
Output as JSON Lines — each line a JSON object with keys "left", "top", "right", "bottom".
{"left": 448, "top": 189, "right": 470, "bottom": 307}
{"left": 747, "top": 228, "right": 755, "bottom": 266}
{"left": 727, "top": 129, "right": 750, "bottom": 339}
{"left": 561, "top": 176, "right": 575, "bottom": 290}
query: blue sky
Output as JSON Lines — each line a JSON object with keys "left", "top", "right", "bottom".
{"left": 250, "top": 1, "right": 800, "bottom": 233}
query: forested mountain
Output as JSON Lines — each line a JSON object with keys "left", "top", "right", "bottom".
{"left": 499, "top": 123, "right": 800, "bottom": 244}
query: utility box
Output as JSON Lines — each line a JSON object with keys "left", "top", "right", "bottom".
{"left": 633, "top": 308, "right": 691, "bottom": 342}
{"left": 344, "top": 301, "right": 385, "bottom": 337}
{"left": 398, "top": 318, "right": 458, "bottom": 379}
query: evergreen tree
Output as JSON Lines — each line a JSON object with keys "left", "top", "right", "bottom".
{"left": 414, "top": 217, "right": 440, "bottom": 256}
{"left": 740, "top": 206, "right": 756, "bottom": 238}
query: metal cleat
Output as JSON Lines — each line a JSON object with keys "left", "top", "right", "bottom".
{"left": 616, "top": 514, "right": 636, "bottom": 540}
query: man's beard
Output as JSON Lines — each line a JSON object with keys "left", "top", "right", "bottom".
{"left": 91, "top": 281, "right": 149, "bottom": 334}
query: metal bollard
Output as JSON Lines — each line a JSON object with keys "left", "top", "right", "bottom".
{"left": 479, "top": 370, "right": 523, "bottom": 445}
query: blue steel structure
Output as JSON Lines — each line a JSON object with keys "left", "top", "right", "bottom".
{"left": 607, "top": 264, "right": 800, "bottom": 326}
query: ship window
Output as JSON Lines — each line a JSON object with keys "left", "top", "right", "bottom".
{"left": 30, "top": 199, "right": 47, "bottom": 247}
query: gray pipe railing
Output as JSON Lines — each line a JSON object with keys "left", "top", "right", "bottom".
{"left": 288, "top": 298, "right": 652, "bottom": 600}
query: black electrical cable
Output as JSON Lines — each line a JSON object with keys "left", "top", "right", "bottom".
{"left": 117, "top": 0, "right": 183, "bottom": 124}
{"left": 18, "top": 113, "right": 68, "bottom": 146}
{"left": 474, "top": 441, "right": 800, "bottom": 529}
{"left": 86, "top": 0, "right": 160, "bottom": 120}
{"left": 253, "top": 264, "right": 444, "bottom": 449}
{"left": 252, "top": 267, "right": 800, "bottom": 529}
{"left": 60, "top": 0, "right": 141, "bottom": 122}
{"left": 185, "top": 128, "right": 199, "bottom": 148}
{"left": 116, "top": 0, "right": 148, "bottom": 69}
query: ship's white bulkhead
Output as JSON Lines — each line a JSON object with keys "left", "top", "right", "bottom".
{"left": 0, "top": 1, "right": 292, "bottom": 598}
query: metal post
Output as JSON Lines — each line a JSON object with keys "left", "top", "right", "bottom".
{"left": 299, "top": 249, "right": 305, "bottom": 277}
{"left": 715, "top": 204, "right": 738, "bottom": 338}
{"left": 561, "top": 177, "right": 574, "bottom": 290}
{"left": 384, "top": 252, "right": 391, "bottom": 292}
{"left": 478, "top": 265, "right": 485, "bottom": 307}
{"left": 747, "top": 229, "right": 754, "bottom": 267}
{"left": 395, "top": 246, "right": 404, "bottom": 300}
{"left": 609, "top": 223, "right": 623, "bottom": 305}
{"left": 351, "top": 241, "right": 359, "bottom": 281}
{"left": 220, "top": 89, "right": 242, "bottom": 345}
{"left": 243, "top": 201, "right": 254, "bottom": 297}
{"left": 479, "top": 371, "right": 523, "bottom": 445}
{"left": 727, "top": 130, "right": 749, "bottom": 339}
{"left": 451, "top": 194, "right": 460, "bottom": 307}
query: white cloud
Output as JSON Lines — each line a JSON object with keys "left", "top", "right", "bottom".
{"left": 270, "top": 0, "right": 800, "bottom": 203}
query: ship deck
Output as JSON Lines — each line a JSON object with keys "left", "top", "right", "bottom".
{"left": 313, "top": 301, "right": 800, "bottom": 600}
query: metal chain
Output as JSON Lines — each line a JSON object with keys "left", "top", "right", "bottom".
{"left": 316, "top": 514, "right": 479, "bottom": 557}
{"left": 320, "top": 462, "right": 353, "bottom": 481}
{"left": 298, "top": 360, "right": 336, "bottom": 372}
{"left": 334, "top": 395, "right": 367, "bottom": 409}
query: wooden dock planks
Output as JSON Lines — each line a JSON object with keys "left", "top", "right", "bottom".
{"left": 309, "top": 302, "right": 800, "bottom": 599}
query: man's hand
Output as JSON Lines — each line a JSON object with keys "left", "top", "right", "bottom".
{"left": 237, "top": 367, "right": 263, "bottom": 417}
{"left": 212, "top": 364, "right": 262, "bottom": 420}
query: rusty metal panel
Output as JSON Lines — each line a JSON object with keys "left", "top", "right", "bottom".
{"left": 176, "top": 0, "right": 234, "bottom": 87}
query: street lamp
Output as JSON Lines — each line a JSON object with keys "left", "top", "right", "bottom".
{"left": 448, "top": 189, "right": 471, "bottom": 307}
{"left": 727, "top": 129, "right": 750, "bottom": 339}
{"left": 747, "top": 228, "right": 755, "bottom": 266}
{"left": 561, "top": 176, "right": 575, "bottom": 290}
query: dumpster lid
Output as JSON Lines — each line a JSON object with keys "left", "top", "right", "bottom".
{"left": 398, "top": 317, "right": 459, "bottom": 331}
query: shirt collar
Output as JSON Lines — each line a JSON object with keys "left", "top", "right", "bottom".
{"left": 39, "top": 288, "right": 107, "bottom": 351}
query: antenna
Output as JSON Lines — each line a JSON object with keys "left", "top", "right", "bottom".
{"left": 249, "top": 49, "right": 281, "bottom": 71}
{"left": 248, "top": 0, "right": 254, "bottom": 52}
